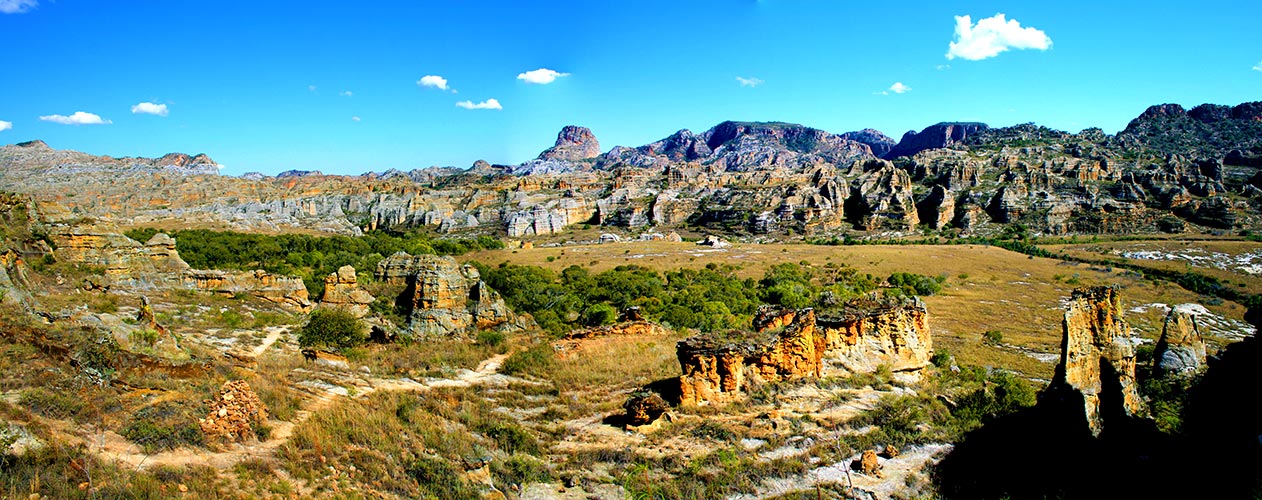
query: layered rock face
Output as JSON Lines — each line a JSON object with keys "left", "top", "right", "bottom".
{"left": 52, "top": 228, "right": 190, "bottom": 279}
{"left": 319, "top": 265, "right": 375, "bottom": 317}
{"left": 182, "top": 269, "right": 312, "bottom": 310}
{"left": 1152, "top": 305, "right": 1208, "bottom": 378}
{"left": 677, "top": 297, "right": 932, "bottom": 405}
{"left": 374, "top": 252, "right": 529, "bottom": 338}
{"left": 1047, "top": 286, "right": 1147, "bottom": 437}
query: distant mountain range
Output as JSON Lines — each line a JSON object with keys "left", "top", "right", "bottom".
{"left": 1, "top": 102, "right": 1260, "bottom": 239}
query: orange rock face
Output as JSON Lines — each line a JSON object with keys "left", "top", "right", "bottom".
{"left": 677, "top": 297, "right": 932, "bottom": 405}
{"left": 1049, "top": 286, "right": 1148, "bottom": 437}
{"left": 319, "top": 265, "right": 375, "bottom": 317}
{"left": 182, "top": 269, "right": 311, "bottom": 311}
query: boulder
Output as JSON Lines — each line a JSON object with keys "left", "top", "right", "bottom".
{"left": 623, "top": 392, "right": 671, "bottom": 427}
{"left": 1152, "top": 305, "right": 1207, "bottom": 378}
{"left": 319, "top": 265, "right": 375, "bottom": 317}
{"left": 1046, "top": 286, "right": 1147, "bottom": 437}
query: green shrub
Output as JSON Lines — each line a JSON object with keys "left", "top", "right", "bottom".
{"left": 491, "top": 454, "right": 551, "bottom": 489}
{"left": 20, "top": 388, "right": 85, "bottom": 420}
{"left": 297, "top": 308, "right": 366, "bottom": 350}
{"left": 477, "top": 421, "right": 540, "bottom": 455}
{"left": 501, "top": 344, "right": 553, "bottom": 376}
{"left": 406, "top": 457, "right": 481, "bottom": 500}
{"left": 982, "top": 330, "right": 1004, "bottom": 344}
{"left": 476, "top": 329, "right": 505, "bottom": 347}
{"left": 581, "top": 303, "right": 618, "bottom": 327}
{"left": 931, "top": 350, "right": 954, "bottom": 368}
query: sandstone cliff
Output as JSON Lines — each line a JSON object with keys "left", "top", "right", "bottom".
{"left": 1152, "top": 304, "right": 1208, "bottom": 378}
{"left": 374, "top": 252, "right": 531, "bottom": 338}
{"left": 677, "top": 297, "right": 932, "bottom": 405}
{"left": 1046, "top": 286, "right": 1147, "bottom": 437}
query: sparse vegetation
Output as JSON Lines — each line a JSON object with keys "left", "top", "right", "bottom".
{"left": 297, "top": 307, "right": 367, "bottom": 350}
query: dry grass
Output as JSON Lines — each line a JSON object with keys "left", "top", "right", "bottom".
{"left": 464, "top": 241, "right": 1251, "bottom": 380}
{"left": 1044, "top": 239, "right": 1262, "bottom": 294}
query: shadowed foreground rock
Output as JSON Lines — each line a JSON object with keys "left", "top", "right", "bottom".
{"left": 1044, "top": 285, "right": 1147, "bottom": 436}
{"left": 934, "top": 288, "right": 1262, "bottom": 499}
{"left": 677, "top": 296, "right": 931, "bottom": 405}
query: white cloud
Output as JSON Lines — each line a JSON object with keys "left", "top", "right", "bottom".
{"left": 339, "top": 90, "right": 353, "bottom": 97}
{"left": 736, "top": 76, "right": 764, "bottom": 88}
{"left": 455, "top": 98, "right": 502, "bottom": 110}
{"left": 946, "top": 14, "right": 1052, "bottom": 61}
{"left": 39, "top": 111, "right": 111, "bottom": 125}
{"left": 936, "top": 64, "right": 951, "bottom": 71}
{"left": 351, "top": 116, "right": 361, "bottom": 122}
{"left": 0, "top": 0, "right": 38, "bottom": 14}
{"left": 131, "top": 102, "right": 169, "bottom": 116}
{"left": 308, "top": 85, "right": 317, "bottom": 93}
{"left": 888, "top": 82, "right": 911, "bottom": 94}
{"left": 418, "top": 75, "right": 452, "bottom": 91}
{"left": 0, "top": 120, "right": 11, "bottom": 132}
{"left": 1253, "top": 61, "right": 1262, "bottom": 72}
{"left": 516, "top": 68, "right": 569, "bottom": 84}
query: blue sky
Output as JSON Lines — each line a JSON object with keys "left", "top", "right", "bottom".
{"left": 1, "top": 0, "right": 1259, "bottom": 175}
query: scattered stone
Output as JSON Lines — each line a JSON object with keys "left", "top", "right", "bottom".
{"left": 623, "top": 392, "right": 671, "bottom": 427}
{"left": 857, "top": 449, "right": 883, "bottom": 478}
{"left": 199, "top": 380, "right": 268, "bottom": 443}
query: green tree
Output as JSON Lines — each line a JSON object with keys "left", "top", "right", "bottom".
{"left": 298, "top": 307, "right": 367, "bottom": 350}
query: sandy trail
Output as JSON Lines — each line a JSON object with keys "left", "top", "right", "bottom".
{"left": 86, "top": 352, "right": 513, "bottom": 470}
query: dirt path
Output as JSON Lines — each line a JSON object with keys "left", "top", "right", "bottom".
{"left": 87, "top": 352, "right": 514, "bottom": 471}
{"left": 250, "top": 326, "right": 288, "bottom": 358}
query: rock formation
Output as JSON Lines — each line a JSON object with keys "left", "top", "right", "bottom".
{"left": 319, "top": 265, "right": 375, "bottom": 317}
{"left": 1046, "top": 286, "right": 1147, "bottom": 437}
{"left": 375, "top": 252, "right": 530, "bottom": 338}
{"left": 552, "top": 320, "right": 670, "bottom": 357}
{"left": 182, "top": 269, "right": 312, "bottom": 311}
{"left": 199, "top": 380, "right": 268, "bottom": 444}
{"left": 677, "top": 297, "right": 931, "bottom": 405}
{"left": 1152, "top": 305, "right": 1207, "bottom": 378}
{"left": 623, "top": 392, "right": 671, "bottom": 427}
{"left": 537, "top": 125, "right": 601, "bottom": 161}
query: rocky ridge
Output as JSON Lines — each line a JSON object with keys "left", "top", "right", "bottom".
{"left": 2, "top": 101, "right": 1260, "bottom": 239}
{"left": 374, "top": 252, "right": 532, "bottom": 338}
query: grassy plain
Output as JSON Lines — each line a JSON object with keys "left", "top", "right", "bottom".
{"left": 465, "top": 241, "right": 1253, "bottom": 380}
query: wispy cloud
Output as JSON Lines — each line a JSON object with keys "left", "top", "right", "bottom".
{"left": 351, "top": 116, "right": 361, "bottom": 122}
{"left": 517, "top": 68, "right": 569, "bottom": 84}
{"left": 1253, "top": 61, "right": 1262, "bottom": 72}
{"left": 0, "top": 0, "right": 38, "bottom": 14}
{"left": 131, "top": 102, "right": 169, "bottom": 117}
{"left": 735, "top": 76, "right": 764, "bottom": 88}
{"left": 455, "top": 99, "right": 502, "bottom": 110}
{"left": 876, "top": 82, "right": 912, "bottom": 96}
{"left": 947, "top": 14, "right": 1052, "bottom": 61}
{"left": 417, "top": 75, "right": 453, "bottom": 92}
{"left": 0, "top": 120, "right": 11, "bottom": 132}
{"left": 936, "top": 64, "right": 951, "bottom": 71}
{"left": 39, "top": 111, "right": 111, "bottom": 125}
{"left": 308, "top": 85, "right": 318, "bottom": 93}
{"left": 339, "top": 90, "right": 353, "bottom": 97}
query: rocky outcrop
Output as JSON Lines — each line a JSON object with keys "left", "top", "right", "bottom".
{"left": 52, "top": 229, "right": 190, "bottom": 279}
{"left": 199, "top": 380, "right": 268, "bottom": 444}
{"left": 538, "top": 125, "right": 601, "bottom": 161}
{"left": 182, "top": 269, "right": 312, "bottom": 310}
{"left": 553, "top": 320, "right": 671, "bottom": 356}
{"left": 319, "top": 265, "right": 375, "bottom": 317}
{"left": 1046, "top": 286, "right": 1147, "bottom": 437}
{"left": 375, "top": 252, "right": 530, "bottom": 338}
{"left": 623, "top": 392, "right": 671, "bottom": 428}
{"left": 885, "top": 122, "right": 988, "bottom": 159}
{"left": 677, "top": 297, "right": 931, "bottom": 405}
{"left": 849, "top": 160, "right": 919, "bottom": 230}
{"left": 1152, "top": 305, "right": 1207, "bottom": 378}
